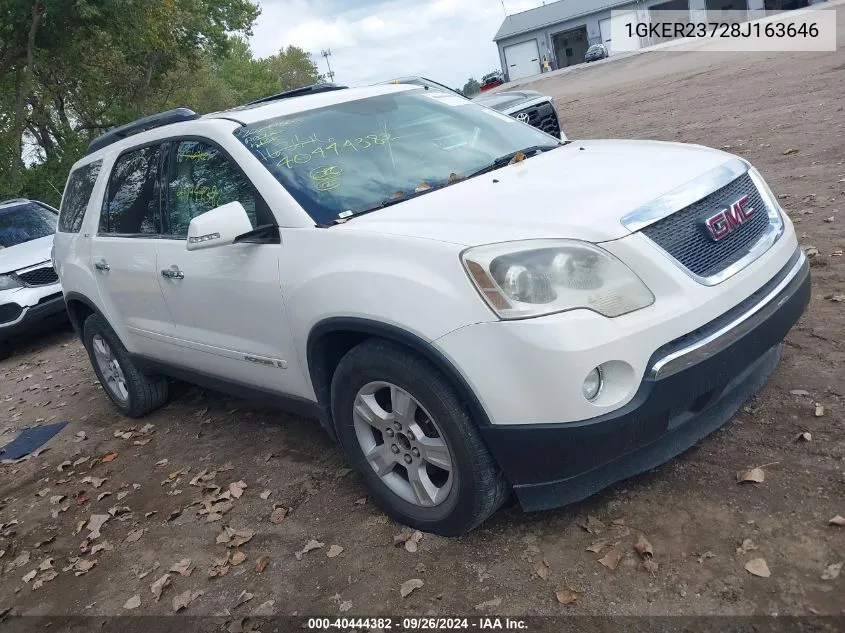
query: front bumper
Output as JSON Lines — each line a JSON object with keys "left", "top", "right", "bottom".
{"left": 0, "top": 286, "right": 66, "bottom": 341}
{"left": 477, "top": 250, "right": 810, "bottom": 511}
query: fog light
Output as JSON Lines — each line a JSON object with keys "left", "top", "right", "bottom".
{"left": 582, "top": 367, "right": 603, "bottom": 401}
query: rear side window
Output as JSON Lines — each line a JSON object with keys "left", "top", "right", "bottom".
{"left": 59, "top": 160, "right": 102, "bottom": 233}
{"left": 100, "top": 145, "right": 163, "bottom": 235}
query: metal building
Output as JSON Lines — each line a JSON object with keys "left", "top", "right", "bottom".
{"left": 493, "top": 0, "right": 813, "bottom": 81}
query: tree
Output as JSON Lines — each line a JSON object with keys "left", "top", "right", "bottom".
{"left": 0, "top": 0, "right": 268, "bottom": 204}
{"left": 462, "top": 78, "right": 481, "bottom": 97}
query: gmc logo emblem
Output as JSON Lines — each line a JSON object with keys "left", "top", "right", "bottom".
{"left": 704, "top": 195, "right": 755, "bottom": 241}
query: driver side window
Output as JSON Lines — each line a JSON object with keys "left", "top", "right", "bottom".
{"left": 165, "top": 140, "right": 265, "bottom": 238}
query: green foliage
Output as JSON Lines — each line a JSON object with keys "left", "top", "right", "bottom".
{"left": 0, "top": 0, "right": 321, "bottom": 206}
{"left": 462, "top": 78, "right": 481, "bottom": 97}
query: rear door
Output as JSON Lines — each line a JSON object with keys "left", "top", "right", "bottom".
{"left": 90, "top": 143, "right": 175, "bottom": 356}
{"left": 154, "top": 138, "right": 297, "bottom": 392}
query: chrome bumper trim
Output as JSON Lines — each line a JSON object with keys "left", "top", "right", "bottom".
{"left": 650, "top": 250, "right": 807, "bottom": 380}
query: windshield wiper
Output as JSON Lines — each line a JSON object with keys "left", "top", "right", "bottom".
{"left": 334, "top": 186, "right": 441, "bottom": 223}
{"left": 465, "top": 144, "right": 563, "bottom": 179}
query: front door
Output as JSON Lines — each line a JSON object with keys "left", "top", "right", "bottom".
{"left": 155, "top": 138, "right": 301, "bottom": 394}
{"left": 90, "top": 143, "right": 175, "bottom": 358}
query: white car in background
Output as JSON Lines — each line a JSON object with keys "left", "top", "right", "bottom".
{"left": 0, "top": 198, "right": 66, "bottom": 359}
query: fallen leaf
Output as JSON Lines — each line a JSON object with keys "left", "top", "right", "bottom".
{"left": 23, "top": 569, "right": 37, "bottom": 583}
{"left": 233, "top": 590, "right": 254, "bottom": 609}
{"left": 790, "top": 389, "right": 810, "bottom": 396}
{"left": 821, "top": 562, "right": 842, "bottom": 580}
{"left": 745, "top": 558, "right": 771, "bottom": 578}
{"left": 102, "top": 453, "right": 118, "bottom": 463}
{"left": 338, "top": 600, "right": 352, "bottom": 613}
{"left": 598, "top": 548, "right": 622, "bottom": 570}
{"left": 354, "top": 497, "right": 366, "bottom": 505}
{"left": 114, "top": 429, "right": 133, "bottom": 439}
{"left": 737, "top": 538, "right": 758, "bottom": 553}
{"left": 57, "top": 460, "right": 72, "bottom": 472}
{"left": 535, "top": 560, "right": 550, "bottom": 580}
{"left": 229, "top": 481, "right": 247, "bottom": 499}
{"left": 96, "top": 491, "right": 112, "bottom": 502}
{"left": 138, "top": 423, "right": 155, "bottom": 435}
{"left": 826, "top": 294, "right": 845, "bottom": 303}
{"left": 229, "top": 551, "right": 247, "bottom": 566}
{"left": 829, "top": 515, "right": 845, "bottom": 526}
{"left": 555, "top": 588, "right": 581, "bottom": 605}
{"left": 86, "top": 514, "right": 110, "bottom": 539}
{"left": 150, "top": 573, "right": 171, "bottom": 602}
{"left": 782, "top": 148, "right": 799, "bottom": 155}
{"left": 218, "top": 461, "right": 234, "bottom": 471}
{"left": 400, "top": 578, "right": 424, "bottom": 598}
{"left": 31, "top": 569, "right": 58, "bottom": 590}
{"left": 327, "top": 545, "right": 344, "bottom": 558}
{"left": 81, "top": 476, "right": 107, "bottom": 489}
{"left": 155, "top": 459, "right": 169, "bottom": 468}
{"left": 586, "top": 539, "right": 608, "bottom": 554}
{"left": 259, "top": 490, "right": 271, "bottom": 500}
{"left": 49, "top": 494, "right": 66, "bottom": 505}
{"left": 170, "top": 558, "right": 193, "bottom": 577}
{"left": 814, "top": 403, "right": 825, "bottom": 417}
{"left": 91, "top": 541, "right": 113, "bottom": 555}
{"left": 736, "top": 467, "right": 766, "bottom": 484}
{"left": 73, "top": 520, "right": 85, "bottom": 535}
{"left": 796, "top": 432, "right": 813, "bottom": 442}
{"left": 34, "top": 536, "right": 55, "bottom": 549}
{"left": 295, "top": 539, "right": 324, "bottom": 560}
{"left": 579, "top": 515, "right": 605, "bottom": 535}
{"left": 108, "top": 505, "right": 130, "bottom": 518}
{"left": 38, "top": 557, "right": 54, "bottom": 571}
{"left": 73, "top": 559, "right": 97, "bottom": 576}
{"left": 133, "top": 438, "right": 152, "bottom": 446}
{"left": 207, "top": 558, "right": 229, "bottom": 578}
{"left": 144, "top": 511, "right": 157, "bottom": 519}
{"left": 254, "top": 599, "right": 275, "bottom": 615}
{"left": 172, "top": 589, "right": 203, "bottom": 612}
{"left": 474, "top": 596, "right": 502, "bottom": 610}
{"left": 255, "top": 555, "right": 270, "bottom": 573}
{"left": 123, "top": 595, "right": 141, "bottom": 610}
{"left": 267, "top": 506, "right": 286, "bottom": 524}
{"left": 167, "top": 509, "right": 182, "bottom": 522}
{"left": 634, "top": 535, "right": 654, "bottom": 558}
{"left": 74, "top": 431, "right": 87, "bottom": 442}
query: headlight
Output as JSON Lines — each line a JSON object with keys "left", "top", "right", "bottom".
{"left": 461, "top": 239, "right": 654, "bottom": 319}
{"left": 0, "top": 274, "right": 23, "bottom": 291}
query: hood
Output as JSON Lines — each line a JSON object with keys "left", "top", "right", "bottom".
{"left": 335, "top": 140, "right": 739, "bottom": 246}
{"left": 0, "top": 234, "right": 54, "bottom": 275}
{"left": 473, "top": 90, "right": 544, "bottom": 112}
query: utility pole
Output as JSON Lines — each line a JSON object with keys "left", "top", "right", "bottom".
{"left": 500, "top": 0, "right": 507, "bottom": 16}
{"left": 320, "top": 49, "right": 335, "bottom": 82}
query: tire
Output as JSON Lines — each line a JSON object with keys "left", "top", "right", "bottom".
{"left": 82, "top": 313, "right": 169, "bottom": 418}
{"left": 331, "top": 339, "right": 510, "bottom": 536}
{"left": 0, "top": 340, "right": 11, "bottom": 361}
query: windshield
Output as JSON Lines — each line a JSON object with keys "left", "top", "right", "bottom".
{"left": 0, "top": 202, "right": 58, "bottom": 248}
{"left": 235, "top": 89, "right": 559, "bottom": 225}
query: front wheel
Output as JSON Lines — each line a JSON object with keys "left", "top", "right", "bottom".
{"left": 82, "top": 313, "right": 169, "bottom": 418}
{"left": 331, "top": 339, "right": 510, "bottom": 536}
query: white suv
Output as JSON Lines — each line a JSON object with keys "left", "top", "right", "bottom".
{"left": 54, "top": 83, "right": 810, "bottom": 535}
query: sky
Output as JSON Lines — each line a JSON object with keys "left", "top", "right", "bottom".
{"left": 250, "top": 0, "right": 549, "bottom": 90}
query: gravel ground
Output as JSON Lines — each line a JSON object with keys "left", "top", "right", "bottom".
{"left": 1, "top": 5, "right": 844, "bottom": 621}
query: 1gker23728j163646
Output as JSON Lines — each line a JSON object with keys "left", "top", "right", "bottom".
{"left": 53, "top": 81, "right": 810, "bottom": 536}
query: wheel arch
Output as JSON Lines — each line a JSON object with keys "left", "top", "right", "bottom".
{"left": 64, "top": 292, "right": 102, "bottom": 340}
{"left": 306, "top": 318, "right": 493, "bottom": 435}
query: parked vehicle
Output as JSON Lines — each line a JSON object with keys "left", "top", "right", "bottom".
{"left": 479, "top": 71, "right": 505, "bottom": 91}
{"left": 54, "top": 83, "right": 810, "bottom": 536}
{"left": 585, "top": 43, "right": 609, "bottom": 62}
{"left": 384, "top": 77, "right": 566, "bottom": 140}
{"left": 0, "top": 198, "right": 66, "bottom": 359}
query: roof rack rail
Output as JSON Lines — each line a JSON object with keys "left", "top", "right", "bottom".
{"left": 246, "top": 83, "right": 348, "bottom": 106}
{"left": 86, "top": 107, "right": 199, "bottom": 155}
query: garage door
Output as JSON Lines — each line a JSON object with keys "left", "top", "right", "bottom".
{"left": 503, "top": 40, "right": 540, "bottom": 81}
{"left": 599, "top": 11, "right": 640, "bottom": 53}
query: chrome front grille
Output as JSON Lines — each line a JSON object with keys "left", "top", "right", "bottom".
{"left": 16, "top": 265, "right": 59, "bottom": 287}
{"left": 641, "top": 173, "right": 773, "bottom": 280}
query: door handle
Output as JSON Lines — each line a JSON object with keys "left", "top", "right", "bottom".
{"left": 161, "top": 266, "right": 184, "bottom": 280}
{"left": 93, "top": 260, "right": 110, "bottom": 271}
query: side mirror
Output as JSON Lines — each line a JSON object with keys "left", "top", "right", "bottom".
{"left": 186, "top": 201, "right": 253, "bottom": 251}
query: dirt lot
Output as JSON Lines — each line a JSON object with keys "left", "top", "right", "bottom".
{"left": 2, "top": 6, "right": 844, "bottom": 622}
